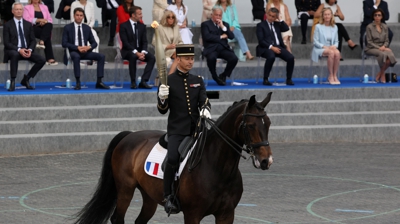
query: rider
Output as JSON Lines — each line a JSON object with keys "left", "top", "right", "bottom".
{"left": 157, "top": 44, "right": 211, "bottom": 214}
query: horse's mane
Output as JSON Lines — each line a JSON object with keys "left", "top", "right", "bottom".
{"left": 215, "top": 99, "right": 248, "bottom": 125}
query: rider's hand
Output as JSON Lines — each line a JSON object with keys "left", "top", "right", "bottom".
{"left": 200, "top": 108, "right": 211, "bottom": 119}
{"left": 158, "top": 84, "right": 169, "bottom": 100}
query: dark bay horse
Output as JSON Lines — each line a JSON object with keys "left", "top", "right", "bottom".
{"left": 74, "top": 93, "right": 273, "bottom": 224}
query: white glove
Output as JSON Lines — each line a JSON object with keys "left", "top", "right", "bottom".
{"left": 201, "top": 108, "right": 211, "bottom": 119}
{"left": 158, "top": 84, "right": 169, "bottom": 100}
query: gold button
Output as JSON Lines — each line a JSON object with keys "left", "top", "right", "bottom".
{"left": 189, "top": 112, "right": 191, "bottom": 114}
{"left": 185, "top": 87, "right": 188, "bottom": 90}
{"left": 188, "top": 107, "right": 191, "bottom": 110}
{"left": 186, "top": 95, "right": 189, "bottom": 98}
{"left": 184, "top": 79, "right": 186, "bottom": 81}
{"left": 186, "top": 91, "right": 188, "bottom": 94}
{"left": 187, "top": 99, "right": 189, "bottom": 102}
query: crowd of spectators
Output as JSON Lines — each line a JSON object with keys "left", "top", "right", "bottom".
{"left": 1, "top": 0, "right": 398, "bottom": 88}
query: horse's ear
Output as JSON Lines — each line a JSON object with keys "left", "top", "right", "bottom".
{"left": 248, "top": 95, "right": 256, "bottom": 108}
{"left": 260, "top": 92, "right": 273, "bottom": 109}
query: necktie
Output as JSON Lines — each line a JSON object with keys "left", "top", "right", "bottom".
{"left": 133, "top": 23, "right": 138, "bottom": 47}
{"left": 18, "top": 21, "right": 26, "bottom": 49}
{"left": 78, "top": 26, "right": 83, "bottom": 46}
{"left": 270, "top": 23, "right": 276, "bottom": 45}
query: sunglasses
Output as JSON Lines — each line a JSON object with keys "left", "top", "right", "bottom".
{"left": 167, "top": 16, "right": 176, "bottom": 19}
{"left": 374, "top": 14, "right": 382, "bottom": 17}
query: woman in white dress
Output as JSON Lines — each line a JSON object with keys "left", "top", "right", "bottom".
{"left": 266, "top": 0, "right": 293, "bottom": 53}
{"left": 70, "top": 0, "right": 100, "bottom": 53}
{"left": 167, "top": 0, "right": 193, "bottom": 44}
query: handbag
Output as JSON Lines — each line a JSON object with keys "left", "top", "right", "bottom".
{"left": 385, "top": 73, "right": 398, "bottom": 83}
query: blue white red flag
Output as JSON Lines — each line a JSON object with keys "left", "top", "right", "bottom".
{"left": 145, "top": 162, "right": 159, "bottom": 175}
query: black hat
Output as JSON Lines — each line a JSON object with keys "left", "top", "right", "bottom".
{"left": 175, "top": 44, "right": 195, "bottom": 56}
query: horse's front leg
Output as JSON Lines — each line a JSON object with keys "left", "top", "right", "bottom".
{"left": 214, "top": 210, "right": 235, "bottom": 224}
{"left": 183, "top": 213, "right": 201, "bottom": 224}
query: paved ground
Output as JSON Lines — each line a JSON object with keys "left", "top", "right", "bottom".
{"left": 1, "top": 142, "right": 400, "bottom": 224}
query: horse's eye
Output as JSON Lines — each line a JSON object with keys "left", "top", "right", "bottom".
{"left": 247, "top": 124, "right": 256, "bottom": 129}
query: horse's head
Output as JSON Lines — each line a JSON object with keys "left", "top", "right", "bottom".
{"left": 237, "top": 93, "right": 273, "bottom": 170}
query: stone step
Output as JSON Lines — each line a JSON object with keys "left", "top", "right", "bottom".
{"left": 1, "top": 59, "right": 399, "bottom": 85}
{"left": 2, "top": 110, "right": 399, "bottom": 135}
{"left": 1, "top": 88, "right": 400, "bottom": 108}
{"left": 1, "top": 99, "right": 400, "bottom": 121}
{"left": 1, "top": 123, "right": 400, "bottom": 156}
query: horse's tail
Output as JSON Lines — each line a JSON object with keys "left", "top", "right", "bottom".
{"left": 73, "top": 131, "right": 132, "bottom": 224}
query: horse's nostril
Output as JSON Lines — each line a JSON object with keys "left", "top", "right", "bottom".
{"left": 261, "top": 159, "right": 269, "bottom": 169}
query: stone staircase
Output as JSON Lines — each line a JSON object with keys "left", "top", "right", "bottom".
{"left": 1, "top": 87, "right": 399, "bottom": 156}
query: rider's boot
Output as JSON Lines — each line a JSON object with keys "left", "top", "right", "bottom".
{"left": 163, "top": 162, "right": 180, "bottom": 214}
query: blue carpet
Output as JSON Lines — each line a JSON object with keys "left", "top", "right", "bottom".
{"left": 0, "top": 78, "right": 399, "bottom": 95}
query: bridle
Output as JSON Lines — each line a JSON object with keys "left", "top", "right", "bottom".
{"left": 203, "top": 102, "right": 269, "bottom": 158}
{"left": 188, "top": 102, "right": 270, "bottom": 171}
{"left": 239, "top": 104, "right": 270, "bottom": 156}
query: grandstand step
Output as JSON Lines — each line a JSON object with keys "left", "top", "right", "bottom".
{"left": 1, "top": 99, "right": 400, "bottom": 121}
{"left": 1, "top": 110, "right": 399, "bottom": 135}
{"left": 1, "top": 123, "right": 400, "bottom": 156}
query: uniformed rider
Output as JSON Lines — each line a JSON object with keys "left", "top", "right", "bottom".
{"left": 157, "top": 44, "right": 211, "bottom": 214}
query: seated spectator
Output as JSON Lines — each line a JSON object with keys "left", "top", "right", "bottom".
{"left": 167, "top": 0, "right": 193, "bottom": 44}
{"left": 117, "top": 0, "right": 142, "bottom": 33}
{"left": 251, "top": 0, "right": 266, "bottom": 21}
{"left": 62, "top": 7, "right": 110, "bottom": 90}
{"left": 120, "top": 6, "right": 156, "bottom": 89}
{"left": 365, "top": 8, "right": 397, "bottom": 83}
{"left": 152, "top": 0, "right": 168, "bottom": 22}
{"left": 312, "top": 8, "right": 341, "bottom": 85}
{"left": 3, "top": 2, "right": 46, "bottom": 91}
{"left": 152, "top": 10, "right": 183, "bottom": 74}
{"left": 70, "top": 0, "right": 100, "bottom": 53}
{"left": 55, "top": 0, "right": 75, "bottom": 20}
{"left": 266, "top": 0, "right": 292, "bottom": 53}
{"left": 360, "top": 0, "right": 392, "bottom": 48}
{"left": 23, "top": 0, "right": 58, "bottom": 65}
{"left": 201, "top": 0, "right": 218, "bottom": 22}
{"left": 42, "top": 0, "right": 54, "bottom": 13}
{"left": 201, "top": 6, "right": 238, "bottom": 86}
{"left": 2, "top": 0, "right": 16, "bottom": 22}
{"left": 312, "top": 0, "right": 357, "bottom": 60}
{"left": 295, "top": 0, "right": 319, "bottom": 44}
{"left": 256, "top": 7, "right": 294, "bottom": 86}
{"left": 215, "top": 0, "right": 254, "bottom": 60}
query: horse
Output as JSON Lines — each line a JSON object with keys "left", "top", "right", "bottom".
{"left": 74, "top": 93, "right": 274, "bottom": 224}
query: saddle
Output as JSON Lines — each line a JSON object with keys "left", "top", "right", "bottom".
{"left": 160, "top": 133, "right": 194, "bottom": 172}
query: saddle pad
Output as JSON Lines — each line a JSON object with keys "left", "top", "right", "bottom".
{"left": 144, "top": 143, "right": 193, "bottom": 179}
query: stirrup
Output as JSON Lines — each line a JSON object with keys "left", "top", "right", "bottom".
{"left": 163, "top": 195, "right": 180, "bottom": 215}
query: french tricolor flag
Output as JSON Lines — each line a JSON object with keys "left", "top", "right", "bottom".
{"left": 145, "top": 162, "right": 159, "bottom": 175}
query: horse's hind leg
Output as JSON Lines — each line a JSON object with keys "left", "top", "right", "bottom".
{"left": 110, "top": 185, "right": 135, "bottom": 224}
{"left": 134, "top": 189, "right": 158, "bottom": 224}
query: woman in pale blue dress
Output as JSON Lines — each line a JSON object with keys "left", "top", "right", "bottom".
{"left": 215, "top": 0, "right": 254, "bottom": 60}
{"left": 312, "top": 8, "right": 341, "bottom": 85}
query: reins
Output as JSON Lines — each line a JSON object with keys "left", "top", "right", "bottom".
{"left": 187, "top": 103, "right": 270, "bottom": 172}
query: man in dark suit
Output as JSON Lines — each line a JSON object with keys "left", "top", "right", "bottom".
{"left": 120, "top": 6, "right": 155, "bottom": 89}
{"left": 201, "top": 6, "right": 238, "bottom": 86}
{"left": 256, "top": 7, "right": 295, "bottom": 86}
{"left": 157, "top": 44, "right": 211, "bottom": 215}
{"left": 295, "top": 0, "right": 320, "bottom": 44}
{"left": 360, "top": 0, "right": 393, "bottom": 48}
{"left": 3, "top": 2, "right": 45, "bottom": 91}
{"left": 62, "top": 7, "right": 109, "bottom": 90}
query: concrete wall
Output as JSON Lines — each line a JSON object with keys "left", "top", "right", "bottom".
{"left": 49, "top": 0, "right": 399, "bottom": 25}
